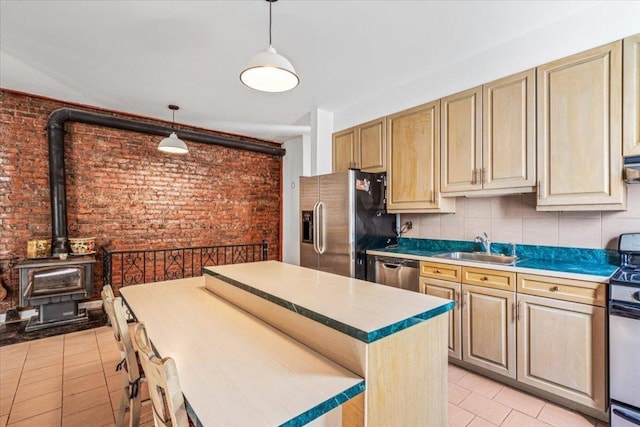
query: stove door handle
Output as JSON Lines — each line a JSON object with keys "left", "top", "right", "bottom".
{"left": 611, "top": 302, "right": 640, "bottom": 320}
{"left": 612, "top": 407, "right": 640, "bottom": 425}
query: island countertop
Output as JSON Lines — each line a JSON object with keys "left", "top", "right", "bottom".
{"left": 204, "top": 260, "right": 454, "bottom": 343}
{"left": 119, "top": 276, "right": 364, "bottom": 427}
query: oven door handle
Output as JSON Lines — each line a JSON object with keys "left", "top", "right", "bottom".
{"left": 611, "top": 302, "right": 640, "bottom": 320}
{"left": 613, "top": 407, "right": 640, "bottom": 425}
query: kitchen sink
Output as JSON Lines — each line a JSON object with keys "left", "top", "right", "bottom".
{"left": 434, "top": 252, "right": 518, "bottom": 265}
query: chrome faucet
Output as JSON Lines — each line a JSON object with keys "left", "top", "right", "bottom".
{"left": 475, "top": 232, "right": 491, "bottom": 254}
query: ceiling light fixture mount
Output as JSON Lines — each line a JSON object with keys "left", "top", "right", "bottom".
{"left": 240, "top": 0, "right": 299, "bottom": 93}
{"left": 158, "top": 104, "right": 188, "bottom": 154}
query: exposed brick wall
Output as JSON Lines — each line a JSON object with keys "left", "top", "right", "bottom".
{"left": 0, "top": 90, "right": 282, "bottom": 313}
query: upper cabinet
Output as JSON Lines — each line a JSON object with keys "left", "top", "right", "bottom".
{"left": 624, "top": 34, "right": 640, "bottom": 157}
{"left": 537, "top": 41, "right": 625, "bottom": 211}
{"left": 357, "top": 117, "right": 386, "bottom": 172}
{"left": 440, "top": 70, "right": 536, "bottom": 196}
{"left": 483, "top": 70, "right": 536, "bottom": 193}
{"left": 332, "top": 118, "right": 386, "bottom": 173}
{"left": 386, "top": 101, "right": 455, "bottom": 213}
{"left": 440, "top": 87, "right": 482, "bottom": 194}
{"left": 332, "top": 127, "right": 358, "bottom": 172}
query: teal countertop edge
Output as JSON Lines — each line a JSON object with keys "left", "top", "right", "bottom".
{"left": 279, "top": 381, "right": 365, "bottom": 427}
{"left": 204, "top": 269, "right": 454, "bottom": 344}
{"left": 372, "top": 238, "right": 620, "bottom": 278}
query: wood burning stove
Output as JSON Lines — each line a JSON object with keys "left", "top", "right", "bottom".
{"left": 16, "top": 256, "right": 95, "bottom": 331}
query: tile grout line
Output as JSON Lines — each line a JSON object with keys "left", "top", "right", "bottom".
{"left": 96, "top": 328, "right": 118, "bottom": 425}
{"left": 5, "top": 341, "right": 31, "bottom": 426}
{"left": 60, "top": 333, "right": 67, "bottom": 427}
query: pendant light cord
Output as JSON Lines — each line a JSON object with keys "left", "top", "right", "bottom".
{"left": 269, "top": 0, "right": 272, "bottom": 46}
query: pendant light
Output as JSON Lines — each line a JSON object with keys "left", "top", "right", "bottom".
{"left": 158, "top": 105, "right": 188, "bottom": 154}
{"left": 240, "top": 0, "right": 299, "bottom": 93}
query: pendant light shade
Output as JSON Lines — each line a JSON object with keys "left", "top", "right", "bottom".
{"left": 158, "top": 132, "right": 188, "bottom": 154}
{"left": 240, "top": 0, "right": 299, "bottom": 92}
{"left": 240, "top": 46, "right": 299, "bottom": 92}
{"left": 158, "top": 105, "right": 188, "bottom": 154}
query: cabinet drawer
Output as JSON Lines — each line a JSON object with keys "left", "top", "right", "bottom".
{"left": 462, "top": 267, "right": 515, "bottom": 291}
{"left": 420, "top": 261, "right": 461, "bottom": 281}
{"left": 517, "top": 274, "right": 606, "bottom": 307}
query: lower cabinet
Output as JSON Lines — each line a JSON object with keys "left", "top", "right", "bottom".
{"left": 420, "top": 277, "right": 461, "bottom": 360}
{"left": 419, "top": 261, "right": 607, "bottom": 416}
{"left": 516, "top": 293, "right": 606, "bottom": 412}
{"left": 462, "top": 284, "right": 516, "bottom": 379}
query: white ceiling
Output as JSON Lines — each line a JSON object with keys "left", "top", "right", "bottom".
{"left": 0, "top": 1, "right": 605, "bottom": 142}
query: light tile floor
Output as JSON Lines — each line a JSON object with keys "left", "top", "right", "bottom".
{"left": 1, "top": 327, "right": 609, "bottom": 427}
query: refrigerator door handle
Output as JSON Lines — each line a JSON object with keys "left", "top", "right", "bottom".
{"left": 317, "top": 201, "right": 326, "bottom": 254}
{"left": 312, "top": 202, "right": 320, "bottom": 254}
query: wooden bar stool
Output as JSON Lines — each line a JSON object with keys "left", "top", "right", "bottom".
{"left": 132, "top": 322, "right": 189, "bottom": 427}
{"left": 101, "top": 285, "right": 144, "bottom": 427}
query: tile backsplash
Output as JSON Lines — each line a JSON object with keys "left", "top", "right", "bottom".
{"left": 400, "top": 185, "right": 640, "bottom": 250}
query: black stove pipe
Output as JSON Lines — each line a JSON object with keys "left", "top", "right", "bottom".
{"left": 47, "top": 108, "right": 286, "bottom": 255}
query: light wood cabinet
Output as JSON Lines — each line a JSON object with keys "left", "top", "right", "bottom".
{"left": 624, "top": 34, "right": 640, "bottom": 156}
{"left": 537, "top": 41, "right": 625, "bottom": 210}
{"left": 462, "top": 284, "right": 516, "bottom": 379}
{"left": 440, "top": 70, "right": 536, "bottom": 197}
{"left": 420, "top": 261, "right": 461, "bottom": 282}
{"left": 517, "top": 273, "right": 606, "bottom": 307}
{"left": 357, "top": 117, "right": 386, "bottom": 172}
{"left": 332, "top": 127, "right": 358, "bottom": 172}
{"left": 420, "top": 277, "right": 462, "bottom": 360}
{"left": 418, "top": 257, "right": 607, "bottom": 418}
{"left": 333, "top": 118, "right": 386, "bottom": 173}
{"left": 482, "top": 70, "right": 536, "bottom": 193}
{"left": 516, "top": 293, "right": 606, "bottom": 412}
{"left": 386, "top": 101, "right": 455, "bottom": 213}
{"left": 462, "top": 266, "right": 515, "bottom": 292}
{"left": 440, "top": 86, "right": 482, "bottom": 194}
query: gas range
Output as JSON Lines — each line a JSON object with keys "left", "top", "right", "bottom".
{"left": 610, "top": 235, "right": 640, "bottom": 287}
{"left": 608, "top": 233, "right": 640, "bottom": 426}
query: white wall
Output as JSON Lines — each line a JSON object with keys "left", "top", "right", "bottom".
{"left": 282, "top": 136, "right": 304, "bottom": 265}
{"left": 333, "top": 2, "right": 640, "bottom": 131}
{"left": 310, "top": 108, "right": 334, "bottom": 175}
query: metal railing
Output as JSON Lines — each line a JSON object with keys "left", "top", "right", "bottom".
{"left": 102, "top": 241, "right": 268, "bottom": 288}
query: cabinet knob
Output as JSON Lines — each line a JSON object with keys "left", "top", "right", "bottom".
{"left": 482, "top": 276, "right": 488, "bottom": 281}
{"left": 435, "top": 270, "right": 441, "bottom": 274}
{"left": 550, "top": 286, "right": 559, "bottom": 292}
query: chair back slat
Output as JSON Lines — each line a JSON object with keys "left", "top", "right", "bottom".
{"left": 101, "top": 285, "right": 140, "bottom": 381}
{"left": 132, "top": 322, "right": 189, "bottom": 427}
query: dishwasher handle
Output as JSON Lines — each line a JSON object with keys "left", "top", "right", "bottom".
{"left": 382, "top": 262, "right": 401, "bottom": 269}
{"left": 375, "top": 256, "right": 418, "bottom": 268}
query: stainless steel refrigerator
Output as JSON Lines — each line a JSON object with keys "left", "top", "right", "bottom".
{"left": 300, "top": 170, "right": 397, "bottom": 279}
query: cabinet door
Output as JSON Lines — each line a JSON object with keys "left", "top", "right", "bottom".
{"left": 386, "top": 101, "right": 454, "bottom": 213}
{"left": 624, "top": 34, "right": 640, "bottom": 156}
{"left": 358, "top": 118, "right": 386, "bottom": 172}
{"left": 517, "top": 294, "right": 606, "bottom": 411}
{"left": 537, "top": 41, "right": 625, "bottom": 210}
{"left": 440, "top": 86, "right": 482, "bottom": 194}
{"left": 332, "top": 128, "right": 358, "bottom": 172}
{"left": 462, "top": 284, "right": 516, "bottom": 378}
{"left": 420, "top": 277, "right": 461, "bottom": 360}
{"left": 483, "top": 69, "right": 536, "bottom": 191}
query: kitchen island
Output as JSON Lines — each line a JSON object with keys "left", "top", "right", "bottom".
{"left": 120, "top": 276, "right": 365, "bottom": 427}
{"left": 204, "top": 261, "right": 454, "bottom": 426}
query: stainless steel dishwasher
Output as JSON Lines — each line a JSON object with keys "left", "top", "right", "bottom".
{"left": 370, "top": 255, "right": 419, "bottom": 292}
